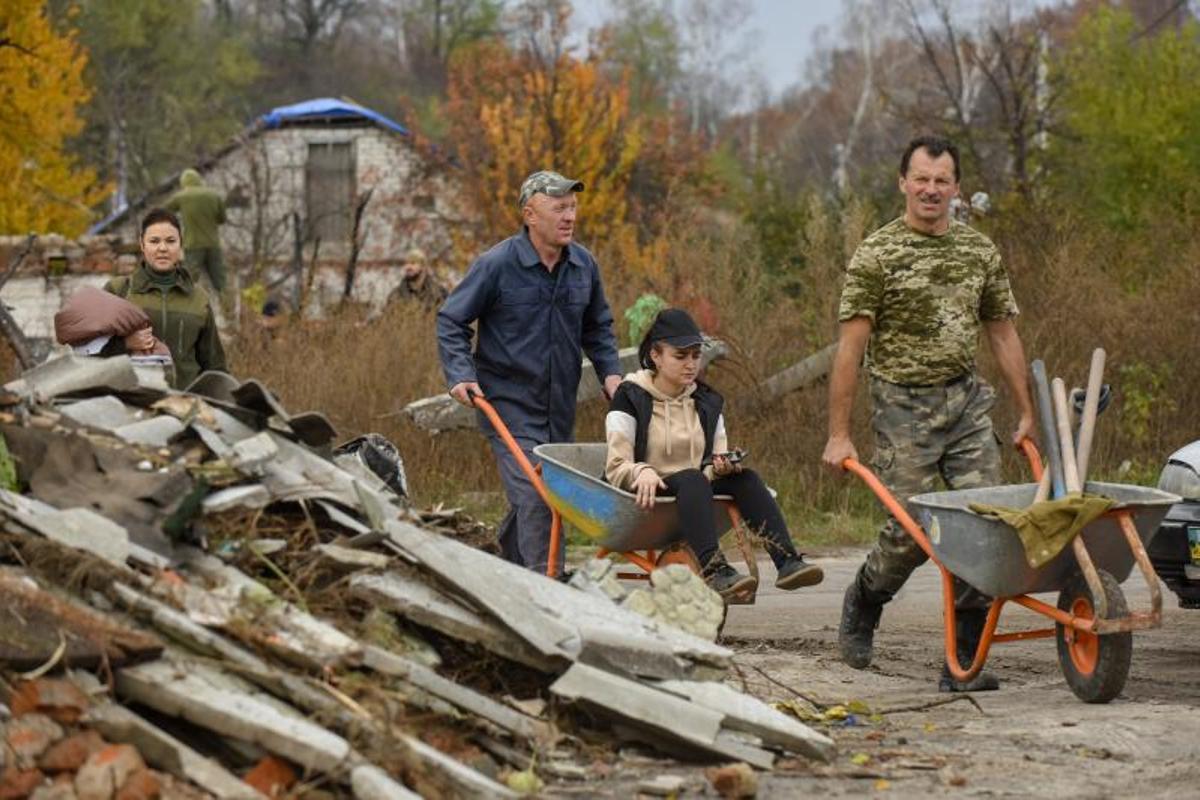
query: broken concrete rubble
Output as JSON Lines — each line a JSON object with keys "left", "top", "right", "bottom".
{"left": 116, "top": 655, "right": 354, "bottom": 773}
{"left": 382, "top": 517, "right": 733, "bottom": 680}
{"left": 0, "top": 354, "right": 835, "bottom": 798}
{"left": 84, "top": 702, "right": 265, "bottom": 800}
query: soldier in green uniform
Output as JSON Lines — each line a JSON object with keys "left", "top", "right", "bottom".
{"left": 822, "top": 135, "right": 1036, "bottom": 692}
{"left": 166, "top": 169, "right": 227, "bottom": 294}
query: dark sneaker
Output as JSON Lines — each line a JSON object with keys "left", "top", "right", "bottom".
{"left": 938, "top": 663, "right": 1000, "bottom": 693}
{"left": 703, "top": 560, "right": 758, "bottom": 599}
{"left": 774, "top": 555, "right": 824, "bottom": 590}
{"left": 838, "top": 580, "right": 884, "bottom": 669}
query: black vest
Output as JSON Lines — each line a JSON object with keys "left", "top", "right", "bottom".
{"left": 613, "top": 380, "right": 724, "bottom": 466}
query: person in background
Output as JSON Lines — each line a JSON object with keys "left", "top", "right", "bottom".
{"left": 390, "top": 247, "right": 449, "bottom": 309}
{"left": 102, "top": 208, "right": 226, "bottom": 389}
{"left": 166, "top": 168, "right": 227, "bottom": 295}
{"left": 607, "top": 308, "right": 824, "bottom": 599}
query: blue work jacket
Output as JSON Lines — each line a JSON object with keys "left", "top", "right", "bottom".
{"left": 436, "top": 229, "right": 622, "bottom": 443}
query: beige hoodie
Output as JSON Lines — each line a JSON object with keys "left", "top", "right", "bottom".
{"left": 605, "top": 369, "right": 727, "bottom": 491}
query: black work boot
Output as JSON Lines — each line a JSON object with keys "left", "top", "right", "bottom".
{"left": 838, "top": 568, "right": 886, "bottom": 669}
{"left": 939, "top": 608, "right": 1001, "bottom": 692}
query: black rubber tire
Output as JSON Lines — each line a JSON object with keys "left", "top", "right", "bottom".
{"left": 1055, "top": 569, "right": 1132, "bottom": 703}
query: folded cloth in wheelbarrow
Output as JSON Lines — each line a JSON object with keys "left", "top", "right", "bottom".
{"left": 969, "top": 492, "right": 1116, "bottom": 568}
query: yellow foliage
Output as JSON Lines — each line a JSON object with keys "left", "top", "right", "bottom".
{"left": 0, "top": 0, "right": 104, "bottom": 235}
{"left": 448, "top": 47, "right": 663, "bottom": 277}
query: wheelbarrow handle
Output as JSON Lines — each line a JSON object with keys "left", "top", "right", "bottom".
{"left": 469, "top": 393, "right": 562, "bottom": 579}
{"left": 840, "top": 458, "right": 937, "bottom": 562}
{"left": 840, "top": 440, "right": 1041, "bottom": 563}
{"left": 1017, "top": 437, "right": 1044, "bottom": 483}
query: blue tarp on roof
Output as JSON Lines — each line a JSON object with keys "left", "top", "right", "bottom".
{"left": 259, "top": 98, "right": 409, "bottom": 136}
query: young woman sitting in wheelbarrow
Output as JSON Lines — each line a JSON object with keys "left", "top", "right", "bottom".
{"left": 604, "top": 308, "right": 824, "bottom": 598}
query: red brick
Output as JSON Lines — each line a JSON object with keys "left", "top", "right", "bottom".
{"left": 6, "top": 716, "right": 64, "bottom": 770}
{"left": 7, "top": 682, "right": 90, "bottom": 726}
{"left": 8, "top": 684, "right": 39, "bottom": 718}
{"left": 39, "top": 732, "right": 106, "bottom": 774}
{"left": 242, "top": 756, "right": 296, "bottom": 799}
{"left": 0, "top": 766, "right": 46, "bottom": 799}
{"left": 113, "top": 770, "right": 159, "bottom": 800}
{"left": 74, "top": 745, "right": 144, "bottom": 800}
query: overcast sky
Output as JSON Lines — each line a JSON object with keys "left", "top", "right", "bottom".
{"left": 570, "top": 0, "right": 847, "bottom": 100}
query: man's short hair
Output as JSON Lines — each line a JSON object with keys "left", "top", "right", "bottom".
{"left": 900, "top": 135, "right": 961, "bottom": 182}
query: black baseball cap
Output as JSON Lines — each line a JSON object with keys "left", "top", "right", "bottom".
{"left": 639, "top": 308, "right": 705, "bottom": 368}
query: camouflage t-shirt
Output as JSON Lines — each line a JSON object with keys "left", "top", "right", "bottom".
{"left": 837, "top": 217, "right": 1019, "bottom": 385}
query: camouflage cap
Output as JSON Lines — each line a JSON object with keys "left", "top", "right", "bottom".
{"left": 518, "top": 170, "right": 584, "bottom": 208}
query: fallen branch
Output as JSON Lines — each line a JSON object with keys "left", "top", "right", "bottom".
{"left": 876, "top": 693, "right": 984, "bottom": 715}
{"left": 743, "top": 663, "right": 830, "bottom": 711}
{"left": 0, "top": 234, "right": 37, "bottom": 369}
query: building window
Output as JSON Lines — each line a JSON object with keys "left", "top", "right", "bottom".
{"left": 305, "top": 142, "right": 354, "bottom": 243}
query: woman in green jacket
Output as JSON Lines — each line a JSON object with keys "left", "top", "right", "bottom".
{"left": 104, "top": 208, "right": 226, "bottom": 388}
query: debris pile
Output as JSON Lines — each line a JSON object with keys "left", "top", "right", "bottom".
{"left": 0, "top": 353, "right": 834, "bottom": 798}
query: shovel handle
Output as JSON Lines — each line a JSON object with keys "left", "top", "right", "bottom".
{"left": 1075, "top": 348, "right": 1106, "bottom": 485}
{"left": 1052, "top": 378, "right": 1082, "bottom": 494}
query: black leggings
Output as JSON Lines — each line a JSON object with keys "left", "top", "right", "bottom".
{"left": 661, "top": 468, "right": 798, "bottom": 569}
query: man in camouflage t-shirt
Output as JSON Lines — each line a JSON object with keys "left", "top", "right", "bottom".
{"left": 822, "top": 135, "right": 1036, "bottom": 692}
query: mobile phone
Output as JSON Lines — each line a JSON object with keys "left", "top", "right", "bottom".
{"left": 706, "top": 448, "right": 748, "bottom": 467}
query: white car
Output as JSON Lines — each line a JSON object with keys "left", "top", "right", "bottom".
{"left": 1153, "top": 440, "right": 1200, "bottom": 608}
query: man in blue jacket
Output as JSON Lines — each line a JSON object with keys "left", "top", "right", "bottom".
{"left": 437, "top": 170, "right": 623, "bottom": 575}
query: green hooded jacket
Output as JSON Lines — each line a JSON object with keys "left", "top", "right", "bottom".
{"left": 104, "top": 263, "right": 227, "bottom": 389}
{"left": 165, "top": 169, "right": 226, "bottom": 249}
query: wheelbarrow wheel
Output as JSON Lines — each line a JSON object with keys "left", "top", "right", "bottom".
{"left": 1054, "top": 569, "right": 1132, "bottom": 704}
{"left": 655, "top": 542, "right": 702, "bottom": 574}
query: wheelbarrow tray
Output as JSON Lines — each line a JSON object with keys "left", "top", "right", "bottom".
{"left": 910, "top": 482, "right": 1179, "bottom": 598}
{"left": 534, "top": 443, "right": 739, "bottom": 552}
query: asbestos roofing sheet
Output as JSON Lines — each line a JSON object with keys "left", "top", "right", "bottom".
{"left": 114, "top": 415, "right": 186, "bottom": 447}
{"left": 5, "top": 353, "right": 169, "bottom": 401}
{"left": 57, "top": 395, "right": 142, "bottom": 431}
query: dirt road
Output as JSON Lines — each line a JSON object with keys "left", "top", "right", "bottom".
{"left": 595, "top": 551, "right": 1200, "bottom": 798}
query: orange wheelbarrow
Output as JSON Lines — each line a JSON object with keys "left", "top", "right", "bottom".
{"left": 471, "top": 393, "right": 760, "bottom": 602}
{"left": 844, "top": 439, "right": 1178, "bottom": 702}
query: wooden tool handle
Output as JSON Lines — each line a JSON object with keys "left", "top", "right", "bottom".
{"left": 1033, "top": 465, "right": 1052, "bottom": 503}
{"left": 1052, "top": 378, "right": 1081, "bottom": 494}
{"left": 1075, "top": 348, "right": 1106, "bottom": 486}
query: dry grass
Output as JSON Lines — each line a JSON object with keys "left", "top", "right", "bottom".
{"left": 226, "top": 203, "right": 1200, "bottom": 549}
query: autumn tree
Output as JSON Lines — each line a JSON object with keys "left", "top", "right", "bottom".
{"left": 1048, "top": 5, "right": 1200, "bottom": 228}
{"left": 885, "top": 0, "right": 1057, "bottom": 197}
{"left": 75, "top": 0, "right": 259, "bottom": 206}
{"left": 590, "top": 0, "right": 681, "bottom": 116}
{"left": 445, "top": 6, "right": 662, "bottom": 276}
{"left": 0, "top": 0, "right": 102, "bottom": 234}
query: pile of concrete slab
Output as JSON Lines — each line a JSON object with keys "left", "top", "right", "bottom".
{"left": 0, "top": 352, "right": 834, "bottom": 798}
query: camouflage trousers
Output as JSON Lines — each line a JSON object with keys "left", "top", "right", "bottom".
{"left": 861, "top": 373, "right": 1002, "bottom": 610}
